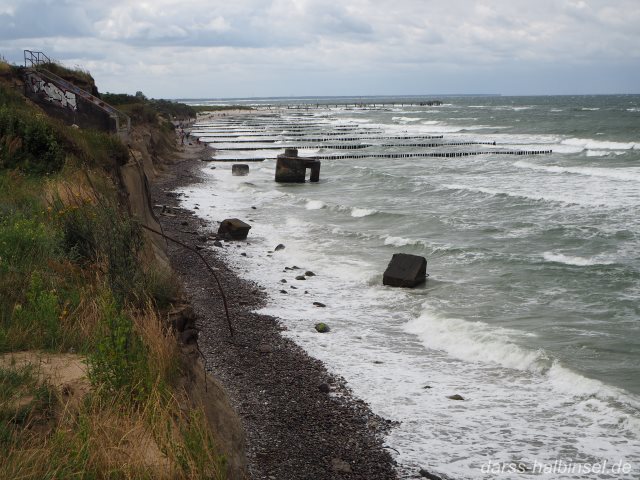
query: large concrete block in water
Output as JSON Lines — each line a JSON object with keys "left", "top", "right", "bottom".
{"left": 218, "top": 218, "right": 251, "bottom": 240}
{"left": 232, "top": 164, "right": 249, "bottom": 176}
{"left": 275, "top": 148, "right": 321, "bottom": 183}
{"left": 383, "top": 253, "right": 427, "bottom": 288}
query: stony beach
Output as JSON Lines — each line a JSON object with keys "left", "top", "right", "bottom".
{"left": 151, "top": 138, "right": 400, "bottom": 480}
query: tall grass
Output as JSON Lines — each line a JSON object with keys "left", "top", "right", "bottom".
{"left": 0, "top": 77, "right": 228, "bottom": 477}
{"left": 0, "top": 305, "right": 226, "bottom": 479}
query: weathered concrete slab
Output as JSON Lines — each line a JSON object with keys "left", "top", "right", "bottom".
{"left": 383, "top": 253, "right": 427, "bottom": 288}
{"left": 232, "top": 164, "right": 250, "bottom": 176}
{"left": 275, "top": 148, "right": 321, "bottom": 183}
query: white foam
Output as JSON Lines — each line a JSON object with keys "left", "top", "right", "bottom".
{"left": 392, "top": 116, "right": 421, "bottom": 123}
{"left": 561, "top": 137, "right": 639, "bottom": 150}
{"left": 405, "top": 307, "right": 640, "bottom": 418}
{"left": 405, "top": 307, "right": 549, "bottom": 373}
{"left": 543, "top": 252, "right": 615, "bottom": 266}
{"left": 444, "top": 183, "right": 565, "bottom": 204}
{"left": 547, "top": 363, "right": 631, "bottom": 402}
{"left": 585, "top": 149, "right": 626, "bottom": 157}
{"left": 302, "top": 198, "right": 381, "bottom": 218}
{"left": 383, "top": 235, "right": 420, "bottom": 247}
{"left": 418, "top": 121, "right": 498, "bottom": 133}
{"left": 351, "top": 207, "right": 377, "bottom": 217}
{"left": 514, "top": 160, "right": 640, "bottom": 182}
{"left": 305, "top": 200, "right": 326, "bottom": 210}
{"left": 444, "top": 178, "right": 639, "bottom": 208}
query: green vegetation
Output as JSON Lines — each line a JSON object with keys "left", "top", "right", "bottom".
{"left": 0, "top": 364, "right": 56, "bottom": 432}
{"left": 101, "top": 91, "right": 253, "bottom": 122}
{"left": 0, "top": 83, "right": 129, "bottom": 175}
{"left": 39, "top": 62, "right": 95, "bottom": 87}
{"left": 0, "top": 104, "right": 66, "bottom": 174}
{"left": 102, "top": 91, "right": 199, "bottom": 123}
{"left": 38, "top": 61, "right": 99, "bottom": 96}
{"left": 0, "top": 66, "right": 226, "bottom": 478}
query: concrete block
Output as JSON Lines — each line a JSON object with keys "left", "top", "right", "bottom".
{"left": 232, "top": 164, "right": 249, "bottom": 176}
{"left": 275, "top": 148, "right": 321, "bottom": 183}
{"left": 218, "top": 218, "right": 251, "bottom": 240}
{"left": 383, "top": 253, "right": 427, "bottom": 288}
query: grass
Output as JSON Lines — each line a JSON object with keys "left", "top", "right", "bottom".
{"left": 0, "top": 363, "right": 55, "bottom": 431}
{"left": 0, "top": 70, "right": 228, "bottom": 478}
{"left": 0, "top": 167, "right": 228, "bottom": 477}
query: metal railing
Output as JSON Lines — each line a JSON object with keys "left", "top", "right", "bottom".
{"left": 24, "top": 50, "right": 51, "bottom": 68}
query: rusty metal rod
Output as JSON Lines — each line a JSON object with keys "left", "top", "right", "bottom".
{"left": 140, "top": 224, "right": 234, "bottom": 337}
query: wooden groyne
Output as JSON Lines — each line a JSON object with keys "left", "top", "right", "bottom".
{"left": 213, "top": 141, "right": 504, "bottom": 151}
{"left": 252, "top": 100, "right": 444, "bottom": 110}
{"left": 207, "top": 149, "right": 552, "bottom": 163}
{"left": 200, "top": 134, "right": 443, "bottom": 140}
{"left": 197, "top": 107, "right": 553, "bottom": 166}
{"left": 313, "top": 150, "right": 552, "bottom": 159}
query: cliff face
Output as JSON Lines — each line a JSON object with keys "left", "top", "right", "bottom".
{"left": 119, "top": 139, "right": 170, "bottom": 268}
{"left": 121, "top": 120, "right": 179, "bottom": 267}
{"left": 120, "top": 121, "right": 248, "bottom": 479}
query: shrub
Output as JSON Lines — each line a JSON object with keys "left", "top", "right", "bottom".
{"left": 57, "top": 199, "right": 145, "bottom": 305}
{"left": 1, "top": 274, "right": 61, "bottom": 352}
{"left": 0, "top": 215, "right": 59, "bottom": 271}
{"left": 88, "top": 297, "right": 151, "bottom": 400}
{"left": 0, "top": 213, "right": 61, "bottom": 326}
{"left": 0, "top": 84, "right": 24, "bottom": 109}
{"left": 59, "top": 126, "right": 129, "bottom": 171}
{"left": 0, "top": 105, "right": 65, "bottom": 174}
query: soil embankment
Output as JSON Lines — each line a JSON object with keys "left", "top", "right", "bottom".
{"left": 125, "top": 122, "right": 248, "bottom": 478}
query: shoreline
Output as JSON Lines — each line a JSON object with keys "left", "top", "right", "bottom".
{"left": 152, "top": 139, "right": 399, "bottom": 479}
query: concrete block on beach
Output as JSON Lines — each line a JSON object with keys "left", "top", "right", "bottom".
{"left": 232, "top": 164, "right": 250, "bottom": 176}
{"left": 218, "top": 218, "right": 251, "bottom": 240}
{"left": 275, "top": 148, "right": 321, "bottom": 183}
{"left": 383, "top": 253, "right": 427, "bottom": 288}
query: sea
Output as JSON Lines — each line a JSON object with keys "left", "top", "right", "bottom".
{"left": 178, "top": 95, "right": 640, "bottom": 479}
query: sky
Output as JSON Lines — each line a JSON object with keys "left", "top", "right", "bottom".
{"left": 1, "top": 0, "right": 639, "bottom": 99}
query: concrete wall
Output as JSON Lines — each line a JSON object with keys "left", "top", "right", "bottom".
{"left": 24, "top": 71, "right": 115, "bottom": 132}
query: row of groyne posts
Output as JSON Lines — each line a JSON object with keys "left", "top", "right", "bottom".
{"left": 253, "top": 100, "right": 445, "bottom": 110}
{"left": 196, "top": 110, "right": 553, "bottom": 290}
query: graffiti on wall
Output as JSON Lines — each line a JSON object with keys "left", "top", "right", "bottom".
{"left": 26, "top": 73, "right": 77, "bottom": 111}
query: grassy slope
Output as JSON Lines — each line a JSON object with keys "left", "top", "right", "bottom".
{"left": 0, "top": 61, "right": 228, "bottom": 479}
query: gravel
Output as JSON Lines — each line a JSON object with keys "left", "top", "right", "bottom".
{"left": 152, "top": 152, "right": 398, "bottom": 480}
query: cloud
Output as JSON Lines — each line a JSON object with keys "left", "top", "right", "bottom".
{"left": 0, "top": 0, "right": 99, "bottom": 40}
{"left": 0, "top": 0, "right": 638, "bottom": 97}
{"left": 89, "top": 0, "right": 373, "bottom": 48}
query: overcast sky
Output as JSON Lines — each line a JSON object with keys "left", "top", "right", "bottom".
{"left": 1, "top": 0, "right": 639, "bottom": 99}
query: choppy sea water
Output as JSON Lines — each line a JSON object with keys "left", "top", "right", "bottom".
{"left": 180, "top": 95, "right": 640, "bottom": 479}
